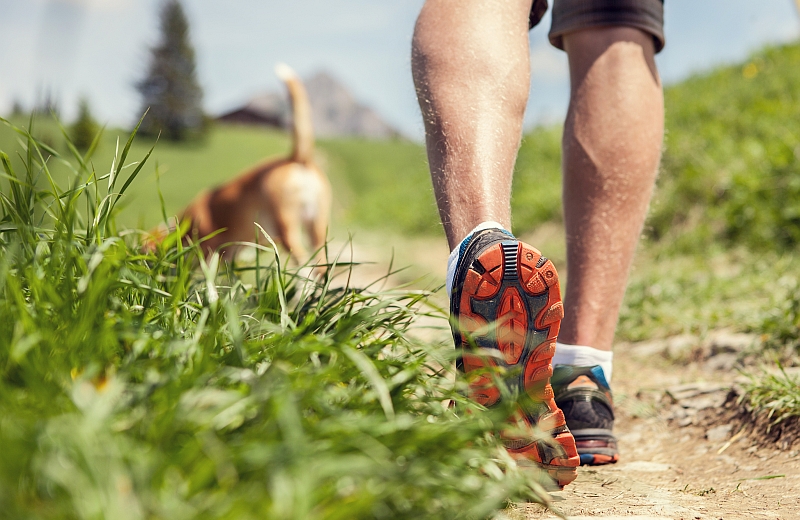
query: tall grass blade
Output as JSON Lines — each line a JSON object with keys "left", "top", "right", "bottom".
{"left": 111, "top": 110, "right": 147, "bottom": 193}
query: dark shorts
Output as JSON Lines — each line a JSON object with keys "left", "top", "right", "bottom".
{"left": 529, "top": 0, "right": 665, "bottom": 53}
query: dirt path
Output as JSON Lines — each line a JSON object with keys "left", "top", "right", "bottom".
{"left": 512, "top": 340, "right": 800, "bottom": 520}
{"left": 335, "top": 235, "right": 800, "bottom": 520}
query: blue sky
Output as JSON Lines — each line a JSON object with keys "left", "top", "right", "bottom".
{"left": 1, "top": 0, "right": 798, "bottom": 139}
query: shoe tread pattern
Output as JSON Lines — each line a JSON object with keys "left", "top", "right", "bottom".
{"left": 452, "top": 233, "right": 579, "bottom": 487}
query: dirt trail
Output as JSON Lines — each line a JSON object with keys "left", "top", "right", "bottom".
{"left": 515, "top": 340, "right": 800, "bottom": 520}
{"left": 335, "top": 235, "right": 800, "bottom": 520}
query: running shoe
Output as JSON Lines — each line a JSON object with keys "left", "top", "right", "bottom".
{"left": 551, "top": 365, "right": 619, "bottom": 466}
{"left": 449, "top": 228, "right": 580, "bottom": 488}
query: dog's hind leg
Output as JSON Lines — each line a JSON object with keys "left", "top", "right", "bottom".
{"left": 306, "top": 214, "right": 329, "bottom": 276}
{"left": 275, "top": 213, "right": 308, "bottom": 268}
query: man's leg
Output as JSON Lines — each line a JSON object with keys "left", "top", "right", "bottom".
{"left": 413, "top": 0, "right": 580, "bottom": 489}
{"left": 560, "top": 27, "right": 664, "bottom": 353}
{"left": 550, "top": 27, "right": 663, "bottom": 466}
{"left": 412, "top": 0, "right": 531, "bottom": 250}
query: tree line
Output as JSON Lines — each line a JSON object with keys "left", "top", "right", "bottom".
{"left": 9, "top": 0, "right": 205, "bottom": 146}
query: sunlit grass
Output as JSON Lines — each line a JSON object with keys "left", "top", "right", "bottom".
{"left": 0, "top": 117, "right": 552, "bottom": 519}
{"left": 741, "top": 366, "right": 800, "bottom": 430}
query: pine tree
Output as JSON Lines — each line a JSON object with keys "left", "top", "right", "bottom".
{"left": 70, "top": 97, "right": 100, "bottom": 151}
{"left": 10, "top": 99, "right": 24, "bottom": 117}
{"left": 136, "top": 0, "right": 204, "bottom": 141}
{"left": 35, "top": 89, "right": 60, "bottom": 119}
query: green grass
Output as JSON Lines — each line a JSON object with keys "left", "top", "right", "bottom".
{"left": 511, "top": 126, "right": 564, "bottom": 234}
{"left": 510, "top": 42, "right": 800, "bottom": 254}
{"left": 614, "top": 45, "right": 800, "bottom": 428}
{"left": 0, "top": 119, "right": 553, "bottom": 519}
{"left": 616, "top": 245, "right": 793, "bottom": 343}
{"left": 0, "top": 117, "right": 292, "bottom": 228}
{"left": 741, "top": 366, "right": 800, "bottom": 432}
{"left": 651, "top": 42, "right": 800, "bottom": 250}
{"left": 317, "top": 138, "right": 440, "bottom": 235}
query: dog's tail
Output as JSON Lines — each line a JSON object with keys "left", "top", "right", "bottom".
{"left": 275, "top": 63, "right": 314, "bottom": 165}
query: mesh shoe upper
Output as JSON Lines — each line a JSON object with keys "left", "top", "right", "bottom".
{"left": 551, "top": 364, "right": 619, "bottom": 465}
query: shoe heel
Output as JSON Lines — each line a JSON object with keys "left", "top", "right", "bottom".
{"left": 451, "top": 234, "right": 580, "bottom": 484}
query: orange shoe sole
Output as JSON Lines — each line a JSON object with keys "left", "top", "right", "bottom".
{"left": 451, "top": 236, "right": 579, "bottom": 488}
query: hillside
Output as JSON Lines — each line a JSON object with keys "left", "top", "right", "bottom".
{"left": 513, "top": 42, "right": 800, "bottom": 251}
{"left": 3, "top": 42, "right": 800, "bottom": 246}
{"left": 655, "top": 43, "right": 800, "bottom": 249}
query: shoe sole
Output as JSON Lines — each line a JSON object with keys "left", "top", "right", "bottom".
{"left": 453, "top": 239, "right": 579, "bottom": 488}
{"left": 572, "top": 428, "right": 620, "bottom": 465}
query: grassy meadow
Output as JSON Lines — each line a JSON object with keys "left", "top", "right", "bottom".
{"left": 3, "top": 39, "right": 800, "bottom": 516}
{"left": 0, "top": 119, "right": 554, "bottom": 518}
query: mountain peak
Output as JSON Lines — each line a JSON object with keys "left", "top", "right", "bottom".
{"left": 218, "top": 70, "right": 402, "bottom": 140}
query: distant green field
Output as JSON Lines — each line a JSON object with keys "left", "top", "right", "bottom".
{"left": 0, "top": 119, "right": 282, "bottom": 224}
{"left": 0, "top": 118, "right": 443, "bottom": 237}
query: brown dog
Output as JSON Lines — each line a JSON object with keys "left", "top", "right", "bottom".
{"left": 148, "top": 64, "right": 330, "bottom": 270}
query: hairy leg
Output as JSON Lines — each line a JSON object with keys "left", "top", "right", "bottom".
{"left": 559, "top": 27, "right": 664, "bottom": 351}
{"left": 412, "top": 0, "right": 533, "bottom": 249}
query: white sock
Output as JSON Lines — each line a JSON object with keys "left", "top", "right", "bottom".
{"left": 445, "top": 221, "right": 509, "bottom": 299}
{"left": 553, "top": 342, "right": 614, "bottom": 382}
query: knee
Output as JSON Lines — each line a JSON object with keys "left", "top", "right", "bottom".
{"left": 411, "top": 0, "right": 448, "bottom": 72}
{"left": 412, "top": 0, "right": 530, "bottom": 80}
{"left": 564, "top": 26, "right": 660, "bottom": 87}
